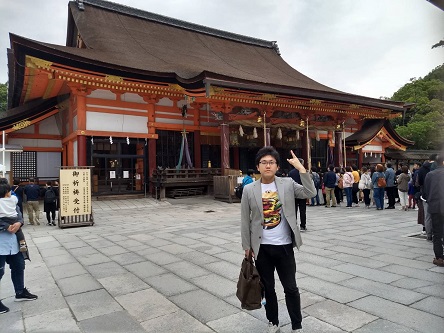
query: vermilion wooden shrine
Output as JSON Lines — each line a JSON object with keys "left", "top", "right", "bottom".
{"left": 2, "top": 0, "right": 413, "bottom": 195}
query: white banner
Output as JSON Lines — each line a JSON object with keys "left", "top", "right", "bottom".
{"left": 59, "top": 169, "right": 91, "bottom": 217}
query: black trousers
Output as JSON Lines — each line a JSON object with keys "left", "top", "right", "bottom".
{"left": 334, "top": 186, "right": 343, "bottom": 204}
{"left": 363, "top": 189, "right": 371, "bottom": 206}
{"left": 256, "top": 244, "right": 302, "bottom": 330}
{"left": 386, "top": 186, "right": 396, "bottom": 207}
{"left": 46, "top": 210, "right": 56, "bottom": 223}
{"left": 431, "top": 213, "right": 444, "bottom": 260}
{"left": 352, "top": 183, "right": 359, "bottom": 204}
{"left": 295, "top": 199, "right": 306, "bottom": 228}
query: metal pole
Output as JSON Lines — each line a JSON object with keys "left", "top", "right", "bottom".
{"left": 2, "top": 131, "right": 5, "bottom": 177}
{"left": 306, "top": 117, "right": 311, "bottom": 170}
{"left": 263, "top": 111, "right": 266, "bottom": 147}
{"left": 342, "top": 122, "right": 346, "bottom": 168}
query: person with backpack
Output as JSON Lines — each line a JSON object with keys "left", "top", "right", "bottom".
{"left": 372, "top": 164, "right": 386, "bottom": 210}
{"left": 43, "top": 181, "right": 58, "bottom": 226}
{"left": 310, "top": 166, "right": 321, "bottom": 206}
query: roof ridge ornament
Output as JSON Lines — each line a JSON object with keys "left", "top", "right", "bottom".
{"left": 271, "top": 41, "right": 281, "bottom": 55}
{"left": 77, "top": 0, "right": 85, "bottom": 11}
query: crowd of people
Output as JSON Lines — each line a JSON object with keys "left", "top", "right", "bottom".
{"left": 287, "top": 153, "right": 443, "bottom": 268}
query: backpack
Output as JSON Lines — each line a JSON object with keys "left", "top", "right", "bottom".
{"left": 338, "top": 177, "right": 344, "bottom": 189}
{"left": 44, "top": 188, "right": 56, "bottom": 204}
{"left": 312, "top": 172, "right": 320, "bottom": 188}
{"left": 234, "top": 185, "right": 243, "bottom": 199}
{"left": 377, "top": 173, "right": 387, "bottom": 188}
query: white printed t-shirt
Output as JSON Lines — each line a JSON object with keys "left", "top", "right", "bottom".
{"left": 260, "top": 182, "right": 292, "bottom": 245}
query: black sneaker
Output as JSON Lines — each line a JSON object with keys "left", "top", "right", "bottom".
{"left": 300, "top": 226, "right": 307, "bottom": 231}
{"left": 0, "top": 300, "right": 9, "bottom": 314}
{"left": 15, "top": 288, "right": 38, "bottom": 302}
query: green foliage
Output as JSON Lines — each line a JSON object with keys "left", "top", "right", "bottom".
{"left": 391, "top": 64, "right": 444, "bottom": 150}
{"left": 0, "top": 82, "right": 7, "bottom": 113}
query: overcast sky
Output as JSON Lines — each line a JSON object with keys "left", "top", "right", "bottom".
{"left": 0, "top": 0, "right": 443, "bottom": 99}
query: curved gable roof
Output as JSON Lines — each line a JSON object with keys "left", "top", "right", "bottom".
{"left": 67, "top": 0, "right": 341, "bottom": 93}
{"left": 345, "top": 119, "right": 414, "bottom": 147}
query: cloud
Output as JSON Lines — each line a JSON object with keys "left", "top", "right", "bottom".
{"left": 0, "top": 0, "right": 443, "bottom": 99}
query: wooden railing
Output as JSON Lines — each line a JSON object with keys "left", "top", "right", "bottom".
{"left": 150, "top": 168, "right": 221, "bottom": 199}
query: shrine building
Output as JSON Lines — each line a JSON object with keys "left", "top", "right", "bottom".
{"left": 2, "top": 0, "right": 413, "bottom": 196}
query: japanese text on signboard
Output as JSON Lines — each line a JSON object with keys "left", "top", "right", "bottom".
{"left": 59, "top": 169, "right": 91, "bottom": 217}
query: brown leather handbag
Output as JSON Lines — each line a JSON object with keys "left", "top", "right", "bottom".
{"left": 377, "top": 174, "right": 387, "bottom": 188}
{"left": 236, "top": 251, "right": 263, "bottom": 310}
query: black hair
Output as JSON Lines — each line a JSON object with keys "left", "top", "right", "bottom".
{"left": 13, "top": 178, "right": 20, "bottom": 185}
{"left": 46, "top": 181, "right": 52, "bottom": 186}
{"left": 345, "top": 166, "right": 352, "bottom": 172}
{"left": 29, "top": 178, "right": 35, "bottom": 183}
{"left": 0, "top": 178, "right": 8, "bottom": 185}
{"left": 328, "top": 164, "right": 334, "bottom": 171}
{"left": 352, "top": 165, "right": 358, "bottom": 171}
{"left": 0, "top": 183, "right": 11, "bottom": 198}
{"left": 429, "top": 154, "right": 438, "bottom": 161}
{"left": 311, "top": 166, "right": 317, "bottom": 172}
{"left": 247, "top": 169, "right": 255, "bottom": 176}
{"left": 386, "top": 162, "right": 392, "bottom": 168}
{"left": 255, "top": 146, "right": 280, "bottom": 167}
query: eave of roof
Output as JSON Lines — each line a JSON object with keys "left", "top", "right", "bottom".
{"left": 0, "top": 95, "right": 68, "bottom": 131}
{"left": 9, "top": 33, "right": 407, "bottom": 113}
{"left": 345, "top": 119, "right": 414, "bottom": 147}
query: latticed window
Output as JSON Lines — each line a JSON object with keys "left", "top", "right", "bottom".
{"left": 12, "top": 151, "right": 37, "bottom": 181}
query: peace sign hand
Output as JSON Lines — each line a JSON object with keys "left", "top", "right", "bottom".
{"left": 287, "top": 150, "right": 306, "bottom": 173}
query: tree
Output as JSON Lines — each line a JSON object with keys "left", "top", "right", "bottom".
{"left": 391, "top": 64, "right": 444, "bottom": 150}
{"left": 0, "top": 82, "right": 7, "bottom": 113}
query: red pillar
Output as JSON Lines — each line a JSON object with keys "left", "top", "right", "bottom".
{"left": 233, "top": 147, "right": 240, "bottom": 169}
{"left": 358, "top": 149, "right": 363, "bottom": 168}
{"left": 194, "top": 130, "right": 202, "bottom": 168}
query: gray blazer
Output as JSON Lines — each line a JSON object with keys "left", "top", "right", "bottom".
{"left": 241, "top": 173, "right": 316, "bottom": 257}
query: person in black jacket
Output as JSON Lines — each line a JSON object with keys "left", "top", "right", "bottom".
{"left": 323, "top": 165, "right": 337, "bottom": 208}
{"left": 417, "top": 162, "right": 432, "bottom": 239}
{"left": 24, "top": 178, "right": 41, "bottom": 225}
{"left": 43, "top": 181, "right": 58, "bottom": 226}
{"left": 422, "top": 153, "right": 444, "bottom": 267}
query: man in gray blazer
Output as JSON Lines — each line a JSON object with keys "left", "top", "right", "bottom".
{"left": 241, "top": 146, "right": 316, "bottom": 332}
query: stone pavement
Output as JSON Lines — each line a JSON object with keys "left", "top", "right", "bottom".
{"left": 1, "top": 197, "right": 443, "bottom": 333}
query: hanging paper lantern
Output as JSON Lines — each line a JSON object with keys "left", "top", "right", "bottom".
{"left": 253, "top": 127, "right": 258, "bottom": 139}
{"left": 315, "top": 130, "right": 320, "bottom": 142}
{"left": 239, "top": 125, "right": 244, "bottom": 137}
{"left": 277, "top": 127, "right": 282, "bottom": 140}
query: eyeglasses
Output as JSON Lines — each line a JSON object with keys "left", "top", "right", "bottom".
{"left": 259, "top": 161, "right": 277, "bottom": 166}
